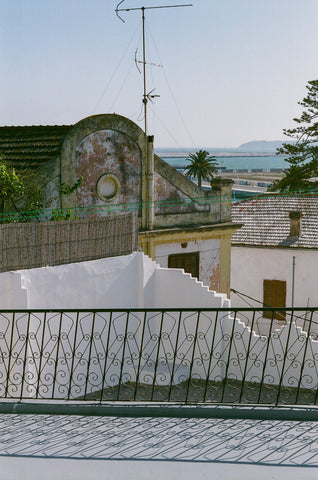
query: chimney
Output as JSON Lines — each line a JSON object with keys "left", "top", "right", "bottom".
{"left": 289, "top": 211, "right": 302, "bottom": 237}
{"left": 210, "top": 177, "right": 233, "bottom": 222}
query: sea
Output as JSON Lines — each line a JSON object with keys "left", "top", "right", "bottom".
{"left": 155, "top": 149, "right": 286, "bottom": 172}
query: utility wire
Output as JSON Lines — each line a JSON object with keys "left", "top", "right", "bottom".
{"left": 91, "top": 20, "right": 141, "bottom": 114}
{"left": 147, "top": 25, "right": 198, "bottom": 149}
{"left": 231, "top": 288, "right": 318, "bottom": 326}
{"left": 0, "top": 193, "right": 232, "bottom": 222}
{"left": 4, "top": 189, "right": 318, "bottom": 223}
{"left": 6, "top": 187, "right": 318, "bottom": 223}
{"left": 148, "top": 105, "right": 191, "bottom": 153}
{"left": 108, "top": 59, "right": 136, "bottom": 112}
{"left": 161, "top": 65, "right": 198, "bottom": 149}
{"left": 231, "top": 288, "right": 264, "bottom": 306}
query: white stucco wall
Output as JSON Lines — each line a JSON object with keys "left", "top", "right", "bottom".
{"left": 155, "top": 238, "right": 220, "bottom": 291}
{"left": 0, "top": 252, "right": 228, "bottom": 310}
{"left": 231, "top": 246, "right": 318, "bottom": 308}
{"left": 147, "top": 268, "right": 227, "bottom": 308}
{"left": 0, "top": 272, "right": 28, "bottom": 308}
{"left": 21, "top": 253, "right": 144, "bottom": 309}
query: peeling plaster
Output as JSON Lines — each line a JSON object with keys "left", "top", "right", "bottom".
{"left": 154, "top": 171, "right": 209, "bottom": 215}
{"left": 209, "top": 262, "right": 220, "bottom": 292}
{"left": 75, "top": 130, "right": 142, "bottom": 214}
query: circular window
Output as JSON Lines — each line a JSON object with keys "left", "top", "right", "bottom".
{"left": 96, "top": 174, "right": 121, "bottom": 202}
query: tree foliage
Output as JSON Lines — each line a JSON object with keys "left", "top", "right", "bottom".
{"left": 0, "top": 164, "right": 24, "bottom": 212}
{"left": 50, "top": 176, "right": 83, "bottom": 221}
{"left": 60, "top": 176, "right": 82, "bottom": 196}
{"left": 0, "top": 160, "right": 43, "bottom": 222}
{"left": 0, "top": 159, "right": 83, "bottom": 223}
{"left": 271, "top": 80, "right": 318, "bottom": 192}
{"left": 184, "top": 150, "right": 218, "bottom": 189}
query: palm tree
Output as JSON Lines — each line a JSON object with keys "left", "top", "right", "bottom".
{"left": 184, "top": 150, "right": 218, "bottom": 189}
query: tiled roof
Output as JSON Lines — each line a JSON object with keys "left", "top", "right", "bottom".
{"left": 231, "top": 194, "right": 318, "bottom": 249}
{"left": 0, "top": 125, "right": 72, "bottom": 168}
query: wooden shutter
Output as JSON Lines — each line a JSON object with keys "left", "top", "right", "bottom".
{"left": 263, "top": 279, "right": 286, "bottom": 321}
{"left": 168, "top": 252, "right": 200, "bottom": 279}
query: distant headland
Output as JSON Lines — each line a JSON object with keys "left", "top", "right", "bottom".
{"left": 237, "top": 140, "right": 294, "bottom": 152}
{"left": 156, "top": 140, "right": 294, "bottom": 157}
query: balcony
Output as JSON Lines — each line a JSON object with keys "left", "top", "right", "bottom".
{"left": 1, "top": 307, "right": 318, "bottom": 407}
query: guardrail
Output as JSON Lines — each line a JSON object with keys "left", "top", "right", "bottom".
{"left": 1, "top": 308, "right": 318, "bottom": 406}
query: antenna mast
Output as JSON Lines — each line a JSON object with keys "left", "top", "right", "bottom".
{"left": 115, "top": 1, "right": 192, "bottom": 136}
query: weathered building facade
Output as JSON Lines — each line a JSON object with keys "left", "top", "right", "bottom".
{"left": 231, "top": 194, "right": 318, "bottom": 311}
{"left": 0, "top": 114, "right": 240, "bottom": 295}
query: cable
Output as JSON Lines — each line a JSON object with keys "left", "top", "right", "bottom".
{"left": 147, "top": 105, "right": 190, "bottom": 153}
{"left": 162, "top": 66, "right": 198, "bottom": 148}
{"left": 91, "top": 20, "right": 141, "bottom": 114}
{"left": 135, "top": 103, "right": 145, "bottom": 122}
{"left": 0, "top": 193, "right": 233, "bottom": 223}
{"left": 231, "top": 289, "right": 256, "bottom": 309}
{"left": 231, "top": 288, "right": 318, "bottom": 327}
{"left": 108, "top": 59, "right": 136, "bottom": 112}
{"left": 3, "top": 188, "right": 318, "bottom": 223}
{"left": 147, "top": 24, "right": 198, "bottom": 149}
{"left": 231, "top": 288, "right": 264, "bottom": 306}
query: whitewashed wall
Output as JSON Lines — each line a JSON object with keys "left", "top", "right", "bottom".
{"left": 0, "top": 252, "right": 228, "bottom": 310}
{"left": 231, "top": 246, "right": 318, "bottom": 309}
{"left": 155, "top": 239, "right": 220, "bottom": 291}
{"left": 0, "top": 252, "right": 230, "bottom": 399}
{"left": 2, "top": 251, "right": 318, "bottom": 399}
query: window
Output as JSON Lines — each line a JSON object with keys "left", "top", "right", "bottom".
{"left": 168, "top": 252, "right": 199, "bottom": 279}
{"left": 263, "top": 279, "right": 286, "bottom": 321}
{"left": 96, "top": 173, "right": 120, "bottom": 202}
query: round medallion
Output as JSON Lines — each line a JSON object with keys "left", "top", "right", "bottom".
{"left": 96, "top": 174, "right": 121, "bottom": 202}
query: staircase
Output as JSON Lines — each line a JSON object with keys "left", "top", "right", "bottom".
{"left": 141, "top": 253, "right": 229, "bottom": 309}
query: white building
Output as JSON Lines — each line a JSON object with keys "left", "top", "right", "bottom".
{"left": 231, "top": 195, "right": 318, "bottom": 329}
{"left": 1, "top": 222, "right": 318, "bottom": 480}
{"left": 0, "top": 251, "right": 228, "bottom": 310}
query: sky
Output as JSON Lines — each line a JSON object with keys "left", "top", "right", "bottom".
{"left": 1, "top": 0, "right": 318, "bottom": 149}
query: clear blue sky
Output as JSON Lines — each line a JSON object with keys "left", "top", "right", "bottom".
{"left": 1, "top": 0, "right": 318, "bottom": 148}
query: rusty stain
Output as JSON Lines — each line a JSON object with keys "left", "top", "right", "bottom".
{"left": 75, "top": 130, "right": 141, "bottom": 213}
{"left": 42, "top": 118, "right": 230, "bottom": 232}
{"left": 209, "top": 263, "right": 220, "bottom": 292}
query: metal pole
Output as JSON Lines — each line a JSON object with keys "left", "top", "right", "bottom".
{"left": 115, "top": 2, "right": 193, "bottom": 136}
{"left": 292, "top": 255, "right": 296, "bottom": 308}
{"left": 142, "top": 7, "right": 147, "bottom": 136}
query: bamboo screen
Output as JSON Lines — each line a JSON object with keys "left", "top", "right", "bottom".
{"left": 0, "top": 213, "right": 138, "bottom": 273}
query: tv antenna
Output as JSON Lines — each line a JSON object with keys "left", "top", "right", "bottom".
{"left": 115, "top": 1, "right": 192, "bottom": 136}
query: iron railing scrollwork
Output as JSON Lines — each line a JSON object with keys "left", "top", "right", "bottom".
{"left": 0, "top": 307, "right": 318, "bottom": 405}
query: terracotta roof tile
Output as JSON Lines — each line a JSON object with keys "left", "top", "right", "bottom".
{"left": 0, "top": 125, "right": 72, "bottom": 168}
{"left": 231, "top": 194, "right": 318, "bottom": 249}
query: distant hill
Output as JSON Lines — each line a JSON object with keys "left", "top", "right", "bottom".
{"left": 238, "top": 140, "right": 294, "bottom": 153}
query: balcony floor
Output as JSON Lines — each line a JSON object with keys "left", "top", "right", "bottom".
{"left": 1, "top": 410, "right": 318, "bottom": 479}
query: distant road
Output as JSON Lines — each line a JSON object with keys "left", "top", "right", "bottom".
{"left": 199, "top": 179, "right": 268, "bottom": 195}
{"left": 157, "top": 152, "right": 276, "bottom": 158}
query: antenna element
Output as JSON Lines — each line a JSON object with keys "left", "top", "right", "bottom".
{"left": 115, "top": 2, "right": 193, "bottom": 136}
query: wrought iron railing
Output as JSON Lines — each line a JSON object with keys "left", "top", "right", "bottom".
{"left": 1, "top": 308, "right": 318, "bottom": 406}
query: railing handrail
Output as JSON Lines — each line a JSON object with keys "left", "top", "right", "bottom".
{"left": 0, "top": 307, "right": 316, "bottom": 313}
